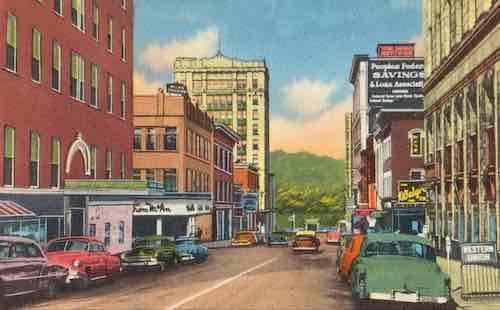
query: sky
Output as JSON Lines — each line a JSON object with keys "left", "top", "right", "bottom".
{"left": 133, "top": 0, "right": 423, "bottom": 160}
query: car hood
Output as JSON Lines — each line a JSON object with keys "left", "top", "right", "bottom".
{"left": 355, "top": 256, "right": 449, "bottom": 297}
{"left": 125, "top": 247, "right": 162, "bottom": 257}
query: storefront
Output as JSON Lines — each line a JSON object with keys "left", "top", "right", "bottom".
{"left": 242, "top": 193, "right": 258, "bottom": 231}
{"left": 132, "top": 193, "right": 213, "bottom": 241}
{"left": 215, "top": 208, "right": 231, "bottom": 241}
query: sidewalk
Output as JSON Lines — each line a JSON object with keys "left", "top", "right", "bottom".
{"left": 202, "top": 240, "right": 232, "bottom": 249}
{"left": 437, "top": 257, "right": 500, "bottom": 310}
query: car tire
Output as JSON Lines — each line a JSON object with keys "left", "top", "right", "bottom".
{"left": 76, "top": 274, "right": 89, "bottom": 290}
{"left": 158, "top": 262, "right": 166, "bottom": 272}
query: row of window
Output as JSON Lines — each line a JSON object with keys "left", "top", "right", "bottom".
{"left": 214, "top": 144, "right": 233, "bottom": 173}
{"left": 215, "top": 180, "right": 233, "bottom": 203}
{"left": 132, "top": 168, "right": 177, "bottom": 192}
{"left": 89, "top": 221, "right": 125, "bottom": 247}
{"left": 191, "top": 78, "right": 260, "bottom": 90}
{"left": 133, "top": 127, "right": 177, "bottom": 151}
{"left": 2, "top": 126, "right": 126, "bottom": 187}
{"left": 5, "top": 13, "right": 127, "bottom": 118}
{"left": 186, "top": 169, "right": 210, "bottom": 193}
{"left": 186, "top": 129, "right": 210, "bottom": 161}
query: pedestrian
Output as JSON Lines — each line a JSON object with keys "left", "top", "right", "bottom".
{"left": 197, "top": 227, "right": 203, "bottom": 239}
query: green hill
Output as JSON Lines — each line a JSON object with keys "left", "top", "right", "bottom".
{"left": 270, "top": 150, "right": 346, "bottom": 229}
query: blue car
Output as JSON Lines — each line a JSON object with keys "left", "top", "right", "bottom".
{"left": 174, "top": 237, "right": 209, "bottom": 263}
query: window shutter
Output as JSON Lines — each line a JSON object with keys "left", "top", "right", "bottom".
{"left": 7, "top": 14, "right": 16, "bottom": 48}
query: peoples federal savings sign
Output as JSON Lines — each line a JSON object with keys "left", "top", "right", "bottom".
{"left": 368, "top": 58, "right": 424, "bottom": 109}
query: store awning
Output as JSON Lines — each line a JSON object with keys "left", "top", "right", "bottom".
{"left": 0, "top": 201, "right": 36, "bottom": 217}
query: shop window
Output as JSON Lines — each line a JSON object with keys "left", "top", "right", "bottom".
{"left": 145, "top": 169, "right": 154, "bottom": 182}
{"left": 89, "top": 224, "right": 96, "bottom": 237}
{"left": 163, "top": 168, "right": 177, "bottom": 192}
{"left": 3, "top": 127, "right": 15, "bottom": 186}
{"left": 90, "top": 146, "right": 97, "bottom": 178}
{"left": 32, "top": 28, "right": 41, "bottom": 82}
{"left": 164, "top": 127, "right": 177, "bottom": 151}
{"left": 146, "top": 128, "right": 156, "bottom": 150}
{"left": 133, "top": 169, "right": 141, "bottom": 180}
{"left": 51, "top": 137, "right": 60, "bottom": 188}
{"left": 70, "top": 52, "right": 85, "bottom": 101}
{"left": 410, "top": 169, "right": 424, "bottom": 180}
{"left": 133, "top": 128, "right": 142, "bottom": 150}
{"left": 104, "top": 223, "right": 111, "bottom": 247}
{"left": 29, "top": 132, "right": 40, "bottom": 187}
{"left": 6, "top": 14, "right": 16, "bottom": 72}
{"left": 118, "top": 221, "right": 125, "bottom": 244}
{"left": 91, "top": 64, "right": 99, "bottom": 107}
{"left": 105, "top": 150, "right": 112, "bottom": 179}
{"left": 107, "top": 16, "right": 113, "bottom": 52}
{"left": 71, "top": 0, "right": 85, "bottom": 31}
{"left": 52, "top": 41, "right": 61, "bottom": 91}
{"left": 92, "top": 0, "right": 99, "bottom": 40}
{"left": 107, "top": 74, "right": 113, "bottom": 112}
{"left": 120, "top": 81, "right": 126, "bottom": 118}
{"left": 54, "top": 0, "right": 63, "bottom": 15}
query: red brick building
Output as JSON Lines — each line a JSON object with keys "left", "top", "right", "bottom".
{"left": 0, "top": 0, "right": 134, "bottom": 242}
{"left": 234, "top": 163, "right": 259, "bottom": 231}
{"left": 213, "top": 124, "right": 239, "bottom": 240}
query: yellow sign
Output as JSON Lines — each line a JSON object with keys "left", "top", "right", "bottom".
{"left": 398, "top": 181, "right": 427, "bottom": 204}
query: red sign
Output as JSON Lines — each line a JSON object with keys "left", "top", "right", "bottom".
{"left": 354, "top": 209, "right": 374, "bottom": 217}
{"left": 377, "top": 44, "right": 415, "bottom": 58}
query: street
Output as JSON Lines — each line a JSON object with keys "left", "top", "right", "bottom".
{"left": 13, "top": 244, "right": 353, "bottom": 310}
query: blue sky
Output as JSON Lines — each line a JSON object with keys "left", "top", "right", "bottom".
{"left": 133, "top": 0, "right": 422, "bottom": 158}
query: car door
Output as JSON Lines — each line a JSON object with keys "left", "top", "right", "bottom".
{"left": 89, "top": 243, "right": 107, "bottom": 276}
{"left": 11, "top": 242, "right": 45, "bottom": 292}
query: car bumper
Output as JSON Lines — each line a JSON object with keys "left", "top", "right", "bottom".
{"left": 368, "top": 292, "right": 449, "bottom": 304}
{"left": 232, "top": 242, "right": 252, "bottom": 247}
{"left": 327, "top": 239, "right": 340, "bottom": 244}
{"left": 180, "top": 254, "right": 195, "bottom": 262}
{"left": 268, "top": 241, "right": 288, "bottom": 246}
{"left": 65, "top": 269, "right": 84, "bottom": 283}
{"left": 292, "top": 246, "right": 318, "bottom": 251}
{"left": 122, "top": 260, "right": 159, "bottom": 268}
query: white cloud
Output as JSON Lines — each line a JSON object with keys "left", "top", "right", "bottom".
{"left": 133, "top": 71, "right": 163, "bottom": 95}
{"left": 139, "top": 27, "right": 219, "bottom": 76}
{"left": 281, "top": 79, "right": 337, "bottom": 115}
{"left": 271, "top": 96, "right": 352, "bottom": 159}
{"left": 410, "top": 33, "right": 424, "bottom": 57}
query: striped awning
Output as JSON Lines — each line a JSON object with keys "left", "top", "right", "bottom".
{"left": 0, "top": 201, "right": 36, "bottom": 217}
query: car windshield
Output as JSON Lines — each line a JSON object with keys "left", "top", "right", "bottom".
{"left": 136, "top": 239, "right": 172, "bottom": 248}
{"left": 47, "top": 240, "right": 67, "bottom": 252}
{"left": 364, "top": 241, "right": 435, "bottom": 260}
{"left": 0, "top": 241, "right": 11, "bottom": 258}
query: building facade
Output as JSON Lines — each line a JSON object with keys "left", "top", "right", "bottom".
{"left": 0, "top": 0, "right": 134, "bottom": 243}
{"left": 133, "top": 90, "right": 214, "bottom": 241}
{"left": 234, "top": 163, "right": 259, "bottom": 231}
{"left": 423, "top": 0, "right": 500, "bottom": 252}
{"left": 213, "top": 124, "right": 239, "bottom": 241}
{"left": 173, "top": 52, "right": 270, "bottom": 213}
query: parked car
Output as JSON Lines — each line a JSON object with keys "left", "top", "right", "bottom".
{"left": 341, "top": 233, "right": 450, "bottom": 308}
{"left": 231, "top": 231, "right": 257, "bottom": 247}
{"left": 174, "top": 236, "right": 208, "bottom": 263}
{"left": 267, "top": 231, "right": 289, "bottom": 246}
{"left": 121, "top": 236, "right": 179, "bottom": 272}
{"left": 46, "top": 236, "right": 121, "bottom": 289}
{"left": 327, "top": 228, "right": 342, "bottom": 244}
{"left": 0, "top": 236, "right": 67, "bottom": 300}
{"left": 291, "top": 231, "right": 320, "bottom": 252}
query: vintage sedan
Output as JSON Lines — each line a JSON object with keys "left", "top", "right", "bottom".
{"left": 0, "top": 236, "right": 67, "bottom": 300}
{"left": 121, "top": 236, "right": 180, "bottom": 271}
{"left": 346, "top": 234, "right": 450, "bottom": 308}
{"left": 231, "top": 231, "right": 257, "bottom": 247}
{"left": 266, "top": 231, "right": 289, "bottom": 246}
{"left": 46, "top": 236, "right": 121, "bottom": 289}
{"left": 174, "top": 237, "right": 208, "bottom": 263}
{"left": 291, "top": 231, "right": 320, "bottom": 252}
{"left": 326, "top": 228, "right": 341, "bottom": 244}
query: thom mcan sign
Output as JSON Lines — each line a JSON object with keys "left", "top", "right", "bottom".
{"left": 398, "top": 180, "right": 427, "bottom": 204}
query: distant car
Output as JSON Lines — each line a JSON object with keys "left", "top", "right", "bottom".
{"left": 46, "top": 237, "right": 121, "bottom": 289}
{"left": 121, "top": 236, "right": 180, "bottom": 272}
{"left": 174, "top": 237, "right": 208, "bottom": 263}
{"left": 231, "top": 231, "right": 257, "bottom": 247}
{"left": 292, "top": 231, "right": 320, "bottom": 252}
{"left": 266, "top": 231, "right": 288, "bottom": 246}
{"left": 327, "top": 229, "right": 341, "bottom": 244}
{"left": 0, "top": 236, "right": 67, "bottom": 300}
{"left": 343, "top": 233, "right": 450, "bottom": 308}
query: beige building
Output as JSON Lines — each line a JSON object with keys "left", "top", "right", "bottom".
{"left": 173, "top": 52, "right": 270, "bottom": 211}
{"left": 423, "top": 1, "right": 500, "bottom": 252}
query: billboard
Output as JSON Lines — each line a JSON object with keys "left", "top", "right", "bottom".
{"left": 368, "top": 58, "right": 424, "bottom": 109}
{"left": 377, "top": 43, "right": 415, "bottom": 58}
{"left": 398, "top": 180, "right": 427, "bottom": 204}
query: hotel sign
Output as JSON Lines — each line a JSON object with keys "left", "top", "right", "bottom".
{"left": 398, "top": 180, "right": 427, "bottom": 204}
{"left": 461, "top": 243, "right": 498, "bottom": 266}
{"left": 368, "top": 58, "right": 424, "bottom": 109}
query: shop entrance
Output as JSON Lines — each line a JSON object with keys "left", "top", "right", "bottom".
{"left": 392, "top": 208, "right": 425, "bottom": 234}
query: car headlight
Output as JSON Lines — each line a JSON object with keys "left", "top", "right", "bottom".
{"left": 150, "top": 257, "right": 158, "bottom": 263}
{"left": 72, "top": 259, "right": 81, "bottom": 268}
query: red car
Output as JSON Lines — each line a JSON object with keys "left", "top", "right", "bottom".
{"left": 326, "top": 229, "right": 341, "bottom": 244}
{"left": 46, "top": 237, "right": 121, "bottom": 289}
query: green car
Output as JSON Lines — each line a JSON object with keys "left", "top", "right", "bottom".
{"left": 350, "top": 233, "right": 450, "bottom": 309}
{"left": 121, "top": 236, "right": 180, "bottom": 272}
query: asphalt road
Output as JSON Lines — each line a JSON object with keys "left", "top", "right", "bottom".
{"left": 11, "top": 243, "right": 353, "bottom": 310}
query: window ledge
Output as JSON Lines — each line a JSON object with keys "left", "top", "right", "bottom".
{"left": 51, "top": 88, "right": 62, "bottom": 94}
{"left": 3, "top": 67, "right": 18, "bottom": 76}
{"left": 71, "top": 23, "right": 85, "bottom": 34}
{"left": 121, "top": 58, "right": 126, "bottom": 63}
{"left": 89, "top": 104, "right": 100, "bottom": 110}
{"left": 53, "top": 11, "right": 63, "bottom": 18}
{"left": 70, "top": 97, "right": 86, "bottom": 104}
{"left": 31, "top": 79, "right": 42, "bottom": 85}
